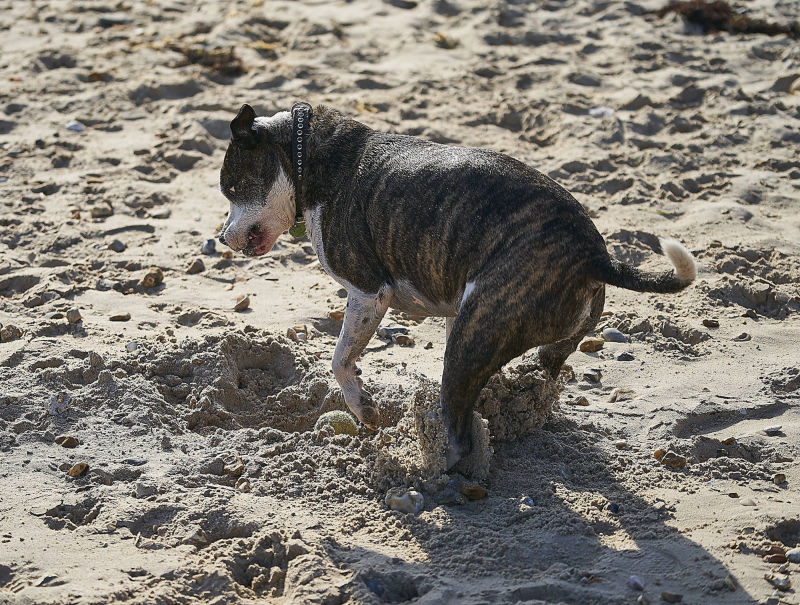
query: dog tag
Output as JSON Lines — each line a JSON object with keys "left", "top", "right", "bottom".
{"left": 289, "top": 222, "right": 306, "bottom": 238}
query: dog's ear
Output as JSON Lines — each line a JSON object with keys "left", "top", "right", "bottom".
{"left": 230, "top": 104, "right": 257, "bottom": 147}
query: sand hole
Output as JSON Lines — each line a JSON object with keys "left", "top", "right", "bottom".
{"left": 766, "top": 519, "right": 800, "bottom": 548}
{"left": 361, "top": 569, "right": 424, "bottom": 603}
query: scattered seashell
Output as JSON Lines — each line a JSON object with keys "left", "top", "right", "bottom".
{"left": 314, "top": 410, "right": 358, "bottom": 436}
{"left": 55, "top": 435, "right": 78, "bottom": 448}
{"left": 68, "top": 462, "right": 88, "bottom": 477}
{"left": 65, "top": 308, "right": 82, "bottom": 324}
{"left": 234, "top": 295, "right": 250, "bottom": 311}
{"left": 140, "top": 266, "right": 164, "bottom": 289}
{"left": 186, "top": 258, "right": 205, "bottom": 274}
{"left": 609, "top": 388, "right": 634, "bottom": 402}
{"left": 48, "top": 393, "right": 72, "bottom": 415}
{"left": 392, "top": 334, "right": 414, "bottom": 346}
{"left": 385, "top": 488, "right": 424, "bottom": 514}
{"left": 613, "top": 439, "right": 628, "bottom": 449}
{"left": 733, "top": 332, "right": 751, "bottom": 342}
{"left": 223, "top": 455, "right": 244, "bottom": 477}
{"left": 110, "top": 312, "right": 131, "bottom": 322}
{"left": 235, "top": 477, "right": 251, "bottom": 492}
{"left": 579, "top": 337, "right": 604, "bottom": 352}
{"left": 286, "top": 324, "right": 308, "bottom": 341}
{"left": 764, "top": 573, "right": 790, "bottom": 591}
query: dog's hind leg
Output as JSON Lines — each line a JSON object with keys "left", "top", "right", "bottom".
{"left": 538, "top": 285, "right": 605, "bottom": 378}
{"left": 441, "top": 285, "right": 531, "bottom": 469}
{"left": 332, "top": 285, "right": 392, "bottom": 428}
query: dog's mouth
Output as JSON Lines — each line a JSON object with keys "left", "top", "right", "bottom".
{"left": 244, "top": 223, "right": 271, "bottom": 256}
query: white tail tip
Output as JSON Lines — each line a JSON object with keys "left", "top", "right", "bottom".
{"left": 661, "top": 238, "right": 697, "bottom": 283}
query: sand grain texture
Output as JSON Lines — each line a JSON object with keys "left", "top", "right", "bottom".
{"left": 1, "top": 0, "right": 799, "bottom": 603}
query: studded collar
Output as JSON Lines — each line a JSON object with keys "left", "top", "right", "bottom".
{"left": 289, "top": 102, "right": 312, "bottom": 236}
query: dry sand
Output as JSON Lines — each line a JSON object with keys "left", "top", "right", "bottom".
{"left": 1, "top": 0, "right": 800, "bottom": 603}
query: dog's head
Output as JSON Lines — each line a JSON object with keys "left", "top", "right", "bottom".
{"left": 218, "top": 104, "right": 295, "bottom": 256}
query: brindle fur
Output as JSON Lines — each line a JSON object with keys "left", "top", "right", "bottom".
{"left": 218, "top": 103, "right": 695, "bottom": 469}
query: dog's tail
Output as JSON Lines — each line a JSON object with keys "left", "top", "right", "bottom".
{"left": 591, "top": 237, "right": 697, "bottom": 294}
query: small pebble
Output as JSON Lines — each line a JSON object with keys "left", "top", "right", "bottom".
{"left": 90, "top": 202, "right": 113, "bottom": 218}
{"left": 135, "top": 482, "right": 156, "bottom": 498}
{"left": 520, "top": 496, "right": 535, "bottom": 507}
{"left": 459, "top": 483, "right": 487, "bottom": 500}
{"left": 579, "top": 337, "right": 604, "bottom": 352}
{"left": 140, "top": 266, "right": 164, "bottom": 289}
{"left": 424, "top": 341, "right": 433, "bottom": 349}
{"left": 773, "top": 473, "right": 786, "bottom": 485}
{"left": 628, "top": 575, "right": 645, "bottom": 591}
{"left": 0, "top": 324, "right": 23, "bottom": 342}
{"left": 126, "top": 342, "right": 138, "bottom": 352}
{"left": 236, "top": 477, "right": 251, "bottom": 492}
{"left": 377, "top": 326, "right": 408, "bottom": 338}
{"left": 201, "top": 239, "right": 216, "bottom": 255}
{"left": 108, "top": 239, "right": 126, "bottom": 253}
{"left": 328, "top": 309, "right": 345, "bottom": 322}
{"left": 55, "top": 435, "right": 78, "bottom": 448}
{"left": 571, "top": 396, "right": 590, "bottom": 406}
{"left": 786, "top": 547, "right": 800, "bottom": 563}
{"left": 65, "top": 308, "right": 82, "bottom": 324}
{"left": 764, "top": 553, "right": 787, "bottom": 564}
{"left": 660, "top": 452, "right": 687, "bottom": 469}
{"left": 608, "top": 502, "right": 620, "bottom": 514}
{"left": 385, "top": 489, "right": 424, "bottom": 514}
{"left": 583, "top": 369, "right": 602, "bottom": 383}
{"left": 616, "top": 352, "right": 635, "bottom": 361}
{"left": 764, "top": 425, "right": 782, "bottom": 435}
{"left": 702, "top": 318, "right": 719, "bottom": 328}
{"left": 66, "top": 120, "right": 85, "bottom": 132}
{"left": 660, "top": 591, "right": 682, "bottom": 603}
{"left": 68, "top": 462, "right": 89, "bottom": 477}
{"left": 314, "top": 411, "right": 358, "bottom": 436}
{"left": 110, "top": 312, "right": 131, "bottom": 322}
{"left": 613, "top": 439, "right": 628, "bottom": 449}
{"left": 733, "top": 332, "right": 751, "bottom": 341}
{"left": 609, "top": 388, "right": 634, "bottom": 402}
{"left": 637, "top": 595, "right": 650, "bottom": 605}
{"left": 186, "top": 258, "right": 205, "bottom": 274}
{"left": 602, "top": 327, "right": 627, "bottom": 342}
{"left": 234, "top": 295, "right": 250, "bottom": 311}
{"left": 740, "top": 497, "right": 756, "bottom": 506}
{"left": 653, "top": 448, "right": 666, "bottom": 460}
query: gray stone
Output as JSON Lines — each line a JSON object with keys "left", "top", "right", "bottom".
{"left": 602, "top": 327, "right": 627, "bottom": 343}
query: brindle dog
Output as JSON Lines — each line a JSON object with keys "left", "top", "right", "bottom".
{"left": 218, "top": 102, "right": 696, "bottom": 469}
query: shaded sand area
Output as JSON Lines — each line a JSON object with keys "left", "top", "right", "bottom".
{"left": 1, "top": 0, "right": 799, "bottom": 603}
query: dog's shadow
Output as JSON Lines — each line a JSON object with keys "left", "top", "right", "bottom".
{"left": 322, "top": 417, "right": 757, "bottom": 604}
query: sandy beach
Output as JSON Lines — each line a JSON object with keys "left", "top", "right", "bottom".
{"left": 1, "top": 0, "right": 799, "bottom": 603}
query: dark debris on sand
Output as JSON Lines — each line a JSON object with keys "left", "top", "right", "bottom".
{"left": 655, "top": 0, "right": 800, "bottom": 39}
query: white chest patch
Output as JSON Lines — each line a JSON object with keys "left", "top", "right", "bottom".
{"left": 305, "top": 206, "right": 358, "bottom": 292}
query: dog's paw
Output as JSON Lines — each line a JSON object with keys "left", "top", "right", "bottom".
{"left": 358, "top": 391, "right": 381, "bottom": 429}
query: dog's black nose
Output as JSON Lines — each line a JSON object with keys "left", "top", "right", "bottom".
{"left": 218, "top": 233, "right": 226, "bottom": 245}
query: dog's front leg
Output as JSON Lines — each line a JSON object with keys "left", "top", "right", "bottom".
{"left": 332, "top": 285, "right": 392, "bottom": 428}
